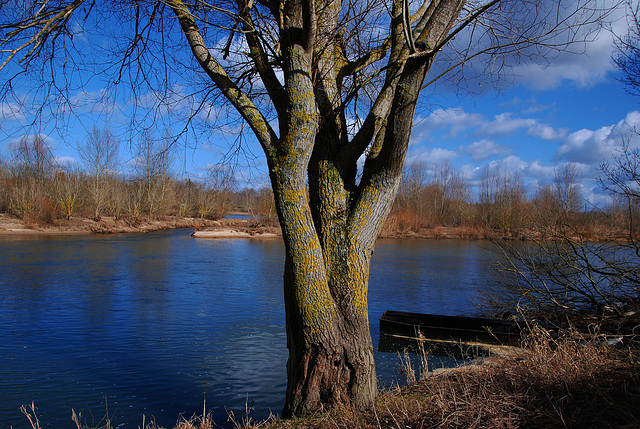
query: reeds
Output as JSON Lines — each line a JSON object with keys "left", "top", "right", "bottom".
{"left": 270, "top": 326, "right": 640, "bottom": 428}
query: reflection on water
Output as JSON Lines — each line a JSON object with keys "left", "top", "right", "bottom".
{"left": 0, "top": 231, "right": 494, "bottom": 428}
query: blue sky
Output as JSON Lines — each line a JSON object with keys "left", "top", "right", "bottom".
{"left": 409, "top": 77, "right": 640, "bottom": 205}
{"left": 404, "top": 1, "right": 640, "bottom": 207}
{"left": 1, "top": 1, "right": 639, "bottom": 206}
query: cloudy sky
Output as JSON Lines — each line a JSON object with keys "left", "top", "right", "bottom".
{"left": 403, "top": 2, "right": 640, "bottom": 206}
{"left": 1, "top": 1, "right": 639, "bottom": 206}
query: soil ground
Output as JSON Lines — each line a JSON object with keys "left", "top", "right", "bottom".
{"left": 0, "top": 213, "right": 280, "bottom": 237}
{"left": 0, "top": 212, "right": 510, "bottom": 240}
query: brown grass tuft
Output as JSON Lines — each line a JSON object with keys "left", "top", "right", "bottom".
{"left": 267, "top": 328, "right": 640, "bottom": 429}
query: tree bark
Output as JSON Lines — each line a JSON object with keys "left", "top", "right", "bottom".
{"left": 169, "top": 0, "right": 464, "bottom": 416}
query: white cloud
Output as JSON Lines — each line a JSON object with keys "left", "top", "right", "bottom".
{"left": 54, "top": 156, "right": 78, "bottom": 168}
{"left": 487, "top": 155, "right": 529, "bottom": 173}
{"left": 412, "top": 107, "right": 484, "bottom": 141}
{"left": 464, "top": 139, "right": 511, "bottom": 161}
{"left": 478, "top": 113, "right": 537, "bottom": 137}
{"left": 476, "top": 113, "right": 565, "bottom": 141}
{"left": 412, "top": 107, "right": 565, "bottom": 145}
{"left": 527, "top": 123, "right": 568, "bottom": 140}
{"left": 407, "top": 147, "right": 460, "bottom": 167}
{"left": 554, "top": 110, "right": 640, "bottom": 164}
{"left": 514, "top": 1, "right": 628, "bottom": 90}
{"left": 527, "top": 160, "right": 556, "bottom": 182}
{"left": 0, "top": 101, "right": 25, "bottom": 122}
{"left": 69, "top": 89, "right": 109, "bottom": 113}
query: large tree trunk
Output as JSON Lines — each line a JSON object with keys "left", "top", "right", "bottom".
{"left": 169, "top": 0, "right": 464, "bottom": 416}
{"left": 282, "top": 248, "right": 376, "bottom": 416}
{"left": 268, "top": 122, "right": 379, "bottom": 415}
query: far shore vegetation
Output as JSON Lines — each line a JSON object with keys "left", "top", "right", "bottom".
{"left": 0, "top": 133, "right": 634, "bottom": 243}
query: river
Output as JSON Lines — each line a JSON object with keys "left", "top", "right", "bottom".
{"left": 0, "top": 229, "right": 495, "bottom": 428}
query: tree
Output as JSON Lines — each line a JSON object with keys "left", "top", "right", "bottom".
{"left": 11, "top": 134, "right": 53, "bottom": 183}
{"left": 0, "top": 151, "right": 9, "bottom": 212}
{"left": 190, "top": 166, "right": 236, "bottom": 219}
{"left": 600, "top": 143, "right": 640, "bottom": 242}
{"left": 534, "top": 163, "right": 584, "bottom": 231}
{"left": 53, "top": 167, "right": 83, "bottom": 220}
{"left": 486, "top": 149, "right": 640, "bottom": 322}
{"left": 431, "top": 162, "right": 469, "bottom": 225}
{"left": 79, "top": 126, "right": 120, "bottom": 220}
{"left": 255, "top": 186, "right": 278, "bottom": 222}
{"left": 133, "top": 129, "right": 174, "bottom": 216}
{"left": 552, "top": 164, "right": 583, "bottom": 215}
{"left": 9, "top": 134, "right": 55, "bottom": 220}
{"left": 205, "top": 164, "right": 236, "bottom": 217}
{"left": 0, "top": 0, "right": 611, "bottom": 416}
{"left": 614, "top": 0, "right": 640, "bottom": 96}
{"left": 480, "top": 166, "right": 526, "bottom": 231}
{"left": 484, "top": 2, "right": 640, "bottom": 325}
{"left": 395, "top": 162, "right": 429, "bottom": 230}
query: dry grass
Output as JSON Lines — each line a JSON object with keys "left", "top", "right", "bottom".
{"left": 268, "top": 328, "right": 640, "bottom": 429}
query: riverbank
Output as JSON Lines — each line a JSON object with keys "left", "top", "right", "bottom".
{"left": 0, "top": 213, "right": 279, "bottom": 237}
{"left": 185, "top": 335, "right": 640, "bottom": 429}
{"left": 0, "top": 212, "right": 515, "bottom": 240}
{"left": 262, "top": 336, "right": 639, "bottom": 429}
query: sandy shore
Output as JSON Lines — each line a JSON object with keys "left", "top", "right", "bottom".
{"left": 0, "top": 213, "right": 281, "bottom": 238}
{"left": 191, "top": 229, "right": 280, "bottom": 239}
{"left": 0, "top": 212, "right": 525, "bottom": 240}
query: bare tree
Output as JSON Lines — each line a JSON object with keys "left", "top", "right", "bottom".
{"left": 486, "top": 150, "right": 639, "bottom": 324}
{"left": 480, "top": 166, "right": 526, "bottom": 231}
{"left": 487, "top": 229, "right": 640, "bottom": 321}
{"left": 485, "top": 6, "right": 640, "bottom": 324}
{"left": 255, "top": 186, "right": 278, "bottom": 222}
{"left": 205, "top": 164, "right": 236, "bottom": 217}
{"left": 0, "top": 151, "right": 9, "bottom": 212}
{"left": 614, "top": 0, "right": 640, "bottom": 96}
{"left": 600, "top": 143, "right": 640, "bottom": 241}
{"left": 175, "top": 178, "right": 195, "bottom": 217}
{"left": 553, "top": 163, "right": 583, "bottom": 215}
{"left": 534, "top": 163, "right": 584, "bottom": 231}
{"left": 431, "top": 162, "right": 470, "bottom": 225}
{"left": 79, "top": 126, "right": 119, "bottom": 220}
{"left": 134, "top": 129, "right": 174, "bottom": 216}
{"left": 53, "top": 166, "right": 83, "bottom": 220}
{"left": 191, "top": 165, "right": 236, "bottom": 218}
{"left": 192, "top": 181, "right": 214, "bottom": 219}
{"left": 237, "top": 187, "right": 258, "bottom": 214}
{"left": 8, "top": 173, "right": 37, "bottom": 219}
{"left": 9, "top": 134, "right": 55, "bottom": 220}
{"left": 395, "top": 162, "right": 429, "bottom": 230}
{"left": 0, "top": 0, "right": 614, "bottom": 415}
{"left": 11, "top": 135, "right": 54, "bottom": 183}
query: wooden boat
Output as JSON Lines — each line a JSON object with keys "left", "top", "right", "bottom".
{"left": 379, "top": 310, "right": 521, "bottom": 344}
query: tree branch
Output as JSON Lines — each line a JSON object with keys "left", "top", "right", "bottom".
{"left": 238, "top": 0, "right": 286, "bottom": 115}
{"left": 167, "top": 0, "right": 277, "bottom": 154}
{"left": 0, "top": 0, "right": 85, "bottom": 73}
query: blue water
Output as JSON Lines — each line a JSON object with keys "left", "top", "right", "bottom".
{"left": 0, "top": 230, "right": 494, "bottom": 428}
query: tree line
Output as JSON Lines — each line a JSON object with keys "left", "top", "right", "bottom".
{"left": 0, "top": 128, "right": 277, "bottom": 225}
{"left": 387, "top": 161, "right": 614, "bottom": 238}
{"left": 1, "top": 126, "right": 632, "bottom": 240}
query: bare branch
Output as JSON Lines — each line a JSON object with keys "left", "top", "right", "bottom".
{"left": 167, "top": 0, "right": 277, "bottom": 154}
{"left": 0, "top": 0, "right": 85, "bottom": 73}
